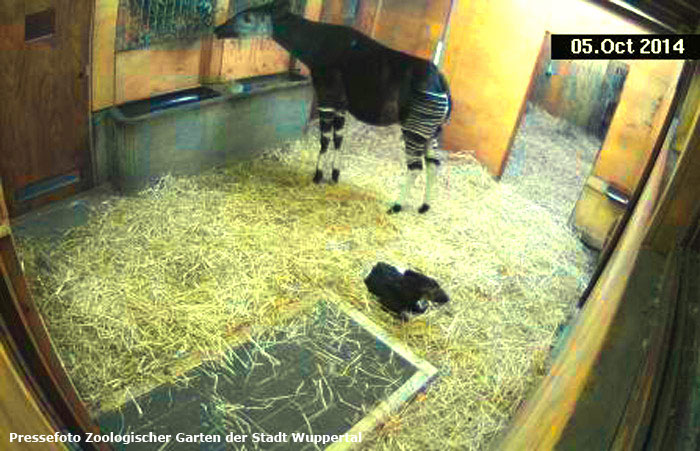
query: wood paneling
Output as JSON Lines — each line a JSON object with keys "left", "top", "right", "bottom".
{"left": 304, "top": 0, "right": 325, "bottom": 27}
{"left": 647, "top": 80, "right": 700, "bottom": 254}
{"left": 593, "top": 60, "right": 683, "bottom": 194}
{"left": 115, "top": 43, "right": 203, "bottom": 104}
{"left": 369, "top": 0, "right": 450, "bottom": 61}
{"left": 199, "top": 35, "right": 219, "bottom": 83}
{"left": 441, "top": 0, "right": 543, "bottom": 175}
{"left": 0, "top": 0, "right": 92, "bottom": 217}
{"left": 97, "top": 0, "right": 324, "bottom": 105}
{"left": 354, "top": 0, "right": 381, "bottom": 36}
{"left": 220, "top": 38, "right": 291, "bottom": 81}
{"left": 0, "top": 339, "right": 67, "bottom": 451}
{"left": 571, "top": 60, "right": 682, "bottom": 249}
{"left": 441, "top": 0, "right": 656, "bottom": 177}
{"left": 320, "top": 0, "right": 344, "bottom": 25}
{"left": 91, "top": 0, "right": 118, "bottom": 111}
{"left": 0, "top": 180, "right": 9, "bottom": 239}
{"left": 673, "top": 62, "right": 700, "bottom": 154}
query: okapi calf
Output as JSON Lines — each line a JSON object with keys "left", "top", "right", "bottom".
{"left": 214, "top": 0, "right": 453, "bottom": 214}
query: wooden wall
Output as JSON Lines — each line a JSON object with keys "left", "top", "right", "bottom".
{"left": 440, "top": 0, "right": 681, "bottom": 178}
{"left": 92, "top": 0, "right": 323, "bottom": 111}
{"left": 673, "top": 62, "right": 700, "bottom": 154}
{"left": 0, "top": 338, "right": 67, "bottom": 451}
{"left": 593, "top": 60, "right": 682, "bottom": 193}
{"left": 647, "top": 67, "right": 700, "bottom": 255}
{"left": 533, "top": 59, "right": 616, "bottom": 136}
{"left": 320, "top": 0, "right": 450, "bottom": 61}
{"left": 361, "top": 0, "right": 450, "bottom": 61}
{"left": 92, "top": 0, "right": 117, "bottom": 111}
{"left": 575, "top": 59, "right": 681, "bottom": 249}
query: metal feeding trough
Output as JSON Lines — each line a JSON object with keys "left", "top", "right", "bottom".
{"left": 97, "top": 302, "right": 437, "bottom": 451}
{"left": 107, "top": 72, "right": 313, "bottom": 194}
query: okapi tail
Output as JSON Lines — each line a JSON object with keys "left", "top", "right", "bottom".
{"left": 438, "top": 71, "right": 453, "bottom": 122}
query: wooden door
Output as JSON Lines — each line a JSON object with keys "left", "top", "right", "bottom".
{"left": 0, "top": 0, "right": 92, "bottom": 218}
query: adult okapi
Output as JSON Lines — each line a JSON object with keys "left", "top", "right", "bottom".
{"left": 214, "top": 0, "right": 452, "bottom": 214}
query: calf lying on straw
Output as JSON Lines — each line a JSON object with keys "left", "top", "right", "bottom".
{"left": 364, "top": 262, "right": 449, "bottom": 320}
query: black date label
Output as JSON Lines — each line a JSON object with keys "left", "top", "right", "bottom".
{"left": 551, "top": 34, "right": 699, "bottom": 60}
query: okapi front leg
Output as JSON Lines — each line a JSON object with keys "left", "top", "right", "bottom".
{"left": 330, "top": 110, "right": 346, "bottom": 183}
{"left": 314, "top": 107, "right": 335, "bottom": 184}
{"left": 389, "top": 129, "right": 427, "bottom": 214}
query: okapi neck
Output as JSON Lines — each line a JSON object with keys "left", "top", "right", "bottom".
{"left": 272, "top": 14, "right": 317, "bottom": 67}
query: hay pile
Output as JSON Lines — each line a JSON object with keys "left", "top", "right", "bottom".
{"left": 16, "top": 114, "right": 593, "bottom": 449}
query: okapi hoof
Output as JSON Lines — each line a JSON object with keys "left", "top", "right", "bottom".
{"left": 388, "top": 204, "right": 402, "bottom": 214}
{"left": 418, "top": 203, "right": 430, "bottom": 214}
{"left": 331, "top": 169, "right": 340, "bottom": 184}
{"left": 313, "top": 170, "right": 323, "bottom": 184}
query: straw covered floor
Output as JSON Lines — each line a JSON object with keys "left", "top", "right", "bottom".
{"left": 16, "top": 114, "right": 594, "bottom": 449}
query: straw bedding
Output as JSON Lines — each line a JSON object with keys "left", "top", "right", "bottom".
{"left": 15, "top": 113, "right": 594, "bottom": 450}
{"left": 502, "top": 102, "right": 604, "bottom": 227}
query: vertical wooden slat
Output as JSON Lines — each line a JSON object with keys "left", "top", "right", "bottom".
{"left": 92, "top": 0, "right": 118, "bottom": 110}
{"left": 647, "top": 73, "right": 700, "bottom": 254}
{"left": 0, "top": 179, "right": 8, "bottom": 239}
{"left": 0, "top": 338, "right": 68, "bottom": 451}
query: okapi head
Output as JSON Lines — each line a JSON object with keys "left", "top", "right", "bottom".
{"left": 401, "top": 270, "right": 450, "bottom": 305}
{"left": 214, "top": 0, "right": 291, "bottom": 39}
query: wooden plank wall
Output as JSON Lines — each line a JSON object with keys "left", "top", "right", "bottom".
{"left": 92, "top": 0, "right": 322, "bottom": 110}
{"left": 440, "top": 0, "right": 679, "bottom": 178}
{"left": 0, "top": 180, "right": 8, "bottom": 239}
{"left": 534, "top": 59, "right": 612, "bottom": 133}
{"left": 593, "top": 60, "right": 683, "bottom": 194}
{"left": 573, "top": 60, "right": 682, "bottom": 249}
{"left": 220, "top": 38, "right": 291, "bottom": 82}
{"left": 366, "top": 0, "right": 450, "bottom": 61}
{"left": 92, "top": 0, "right": 117, "bottom": 111}
{"left": 673, "top": 62, "right": 700, "bottom": 154}
{"left": 334, "top": 0, "right": 450, "bottom": 62}
{"left": 114, "top": 44, "right": 202, "bottom": 105}
{"left": 647, "top": 71, "right": 700, "bottom": 255}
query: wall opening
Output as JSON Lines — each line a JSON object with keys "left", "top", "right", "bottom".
{"left": 25, "top": 8, "right": 55, "bottom": 42}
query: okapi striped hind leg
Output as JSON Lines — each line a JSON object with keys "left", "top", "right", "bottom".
{"left": 388, "top": 129, "right": 428, "bottom": 214}
{"left": 390, "top": 89, "right": 449, "bottom": 214}
{"left": 314, "top": 107, "right": 336, "bottom": 183}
